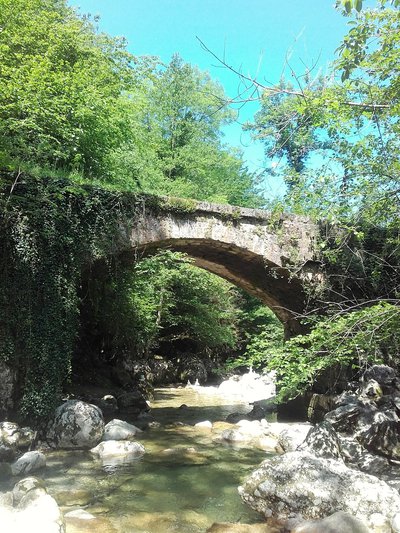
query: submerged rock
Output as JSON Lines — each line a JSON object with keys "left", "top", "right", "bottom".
{"left": 239, "top": 450, "right": 400, "bottom": 531}
{"left": 46, "top": 400, "right": 104, "bottom": 449}
{"left": 90, "top": 440, "right": 145, "bottom": 463}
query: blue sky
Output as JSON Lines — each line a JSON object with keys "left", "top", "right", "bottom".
{"left": 69, "top": 0, "right": 353, "bottom": 196}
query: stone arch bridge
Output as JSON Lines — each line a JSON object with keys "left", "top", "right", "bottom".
{"left": 116, "top": 198, "right": 322, "bottom": 336}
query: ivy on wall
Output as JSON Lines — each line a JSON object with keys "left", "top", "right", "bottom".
{"left": 0, "top": 171, "right": 142, "bottom": 421}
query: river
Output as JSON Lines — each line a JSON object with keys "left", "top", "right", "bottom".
{"left": 26, "top": 386, "right": 274, "bottom": 532}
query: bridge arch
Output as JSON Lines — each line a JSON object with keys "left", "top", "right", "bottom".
{"left": 116, "top": 199, "right": 320, "bottom": 336}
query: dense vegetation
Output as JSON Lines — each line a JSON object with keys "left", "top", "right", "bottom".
{"left": 0, "top": 0, "right": 399, "bottom": 419}
{"left": 0, "top": 0, "right": 277, "bottom": 419}
{"left": 233, "top": 0, "right": 400, "bottom": 398}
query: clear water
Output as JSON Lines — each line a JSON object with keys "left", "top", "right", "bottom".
{"left": 6, "top": 387, "right": 275, "bottom": 532}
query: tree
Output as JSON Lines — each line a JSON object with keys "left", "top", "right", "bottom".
{"left": 0, "top": 0, "right": 150, "bottom": 179}
{"left": 139, "top": 54, "right": 263, "bottom": 207}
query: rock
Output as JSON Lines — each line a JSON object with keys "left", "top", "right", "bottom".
{"left": 239, "top": 450, "right": 400, "bottom": 529}
{"left": 16, "top": 488, "right": 65, "bottom": 532}
{"left": 303, "top": 421, "right": 342, "bottom": 460}
{"left": 12, "top": 477, "right": 46, "bottom": 505}
{"left": 117, "top": 390, "right": 148, "bottom": 410}
{"left": 256, "top": 436, "right": 280, "bottom": 452}
{"left": 391, "top": 513, "right": 400, "bottom": 533}
{"left": 236, "top": 420, "right": 267, "bottom": 438}
{"left": 277, "top": 424, "right": 311, "bottom": 452}
{"left": 220, "top": 429, "right": 248, "bottom": 442}
{"left": 94, "top": 395, "right": 118, "bottom": 415}
{"left": 360, "top": 379, "right": 382, "bottom": 401}
{"left": 195, "top": 420, "right": 213, "bottom": 429}
{"left": 307, "top": 393, "right": 336, "bottom": 423}
{"left": 3, "top": 477, "right": 65, "bottom": 532}
{"left": 46, "top": 400, "right": 104, "bottom": 449}
{"left": 355, "top": 407, "right": 400, "bottom": 459}
{"left": 11, "top": 451, "right": 46, "bottom": 476}
{"left": 90, "top": 440, "right": 145, "bottom": 461}
{"left": 103, "top": 419, "right": 142, "bottom": 441}
{"left": 64, "top": 509, "right": 95, "bottom": 520}
{"left": 218, "top": 371, "right": 276, "bottom": 403}
{"left": 292, "top": 511, "right": 369, "bottom": 533}
{"left": 0, "top": 421, "right": 20, "bottom": 447}
{"left": 0, "top": 462, "right": 12, "bottom": 480}
{"left": 206, "top": 523, "right": 279, "bottom": 532}
{"left": 0, "top": 443, "right": 16, "bottom": 461}
{"left": 18, "top": 427, "right": 36, "bottom": 449}
{"left": 325, "top": 402, "right": 362, "bottom": 432}
{"left": 363, "top": 365, "right": 397, "bottom": 391}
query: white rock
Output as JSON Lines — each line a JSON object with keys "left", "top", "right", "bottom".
{"left": 47, "top": 400, "right": 104, "bottom": 449}
{"left": 195, "top": 421, "right": 213, "bottom": 429}
{"left": 16, "top": 490, "right": 65, "bottom": 533}
{"left": 64, "top": 509, "right": 95, "bottom": 520}
{"left": 236, "top": 420, "right": 266, "bottom": 437}
{"left": 239, "top": 450, "right": 400, "bottom": 529}
{"left": 0, "top": 422, "right": 20, "bottom": 447}
{"left": 256, "top": 436, "right": 280, "bottom": 452}
{"left": 12, "top": 477, "right": 45, "bottom": 505}
{"left": 278, "top": 424, "right": 312, "bottom": 452}
{"left": 391, "top": 512, "right": 400, "bottom": 533}
{"left": 220, "top": 429, "right": 248, "bottom": 442}
{"left": 292, "top": 511, "right": 370, "bottom": 533}
{"left": 103, "top": 419, "right": 142, "bottom": 441}
{"left": 11, "top": 451, "right": 46, "bottom": 476}
{"left": 91, "top": 440, "right": 145, "bottom": 460}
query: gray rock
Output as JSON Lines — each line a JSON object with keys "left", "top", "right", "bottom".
{"left": 325, "top": 402, "right": 362, "bottom": 432}
{"left": 11, "top": 451, "right": 46, "bottom": 476}
{"left": 47, "top": 400, "right": 104, "bottom": 449}
{"left": 12, "top": 477, "right": 46, "bottom": 505}
{"left": 0, "top": 421, "right": 20, "bottom": 447}
{"left": 90, "top": 440, "right": 145, "bottom": 460}
{"left": 239, "top": 450, "right": 400, "bottom": 529}
{"left": 303, "top": 421, "right": 342, "bottom": 460}
{"left": 277, "top": 424, "right": 311, "bottom": 452}
{"left": 363, "top": 365, "right": 397, "bottom": 390}
{"left": 292, "top": 511, "right": 370, "bottom": 533}
{"left": 103, "top": 419, "right": 142, "bottom": 441}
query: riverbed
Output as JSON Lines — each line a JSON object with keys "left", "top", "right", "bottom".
{"left": 9, "top": 387, "right": 275, "bottom": 532}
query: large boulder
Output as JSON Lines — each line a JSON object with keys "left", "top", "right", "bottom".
{"left": 0, "top": 476, "right": 65, "bottom": 532}
{"left": 47, "top": 400, "right": 104, "bottom": 449}
{"left": 239, "top": 450, "right": 400, "bottom": 531}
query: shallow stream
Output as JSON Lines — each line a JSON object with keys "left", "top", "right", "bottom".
{"left": 6, "top": 387, "right": 275, "bottom": 532}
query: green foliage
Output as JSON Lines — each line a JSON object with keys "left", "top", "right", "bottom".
{"left": 88, "top": 251, "right": 241, "bottom": 361}
{"left": 0, "top": 171, "right": 140, "bottom": 421}
{"left": 226, "top": 294, "right": 284, "bottom": 371}
{"left": 0, "top": 0, "right": 146, "bottom": 177}
{"left": 264, "top": 302, "right": 400, "bottom": 402}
